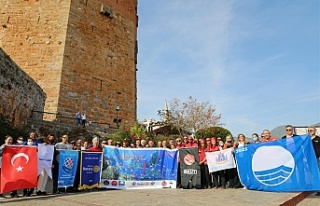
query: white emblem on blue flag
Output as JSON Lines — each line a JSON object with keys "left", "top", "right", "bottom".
{"left": 252, "top": 146, "right": 295, "bottom": 186}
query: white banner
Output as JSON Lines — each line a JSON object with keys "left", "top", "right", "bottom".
{"left": 37, "top": 144, "right": 54, "bottom": 179}
{"left": 206, "top": 148, "right": 236, "bottom": 173}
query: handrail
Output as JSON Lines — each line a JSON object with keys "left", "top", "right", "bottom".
{"left": 30, "top": 110, "right": 111, "bottom": 127}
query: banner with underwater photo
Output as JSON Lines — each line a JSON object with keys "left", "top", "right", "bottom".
{"left": 80, "top": 152, "right": 103, "bottom": 190}
{"left": 235, "top": 134, "right": 320, "bottom": 192}
{"left": 58, "top": 150, "right": 79, "bottom": 188}
{"left": 101, "top": 146, "right": 178, "bottom": 189}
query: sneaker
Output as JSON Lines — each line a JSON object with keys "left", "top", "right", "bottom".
{"left": 0, "top": 194, "right": 5, "bottom": 199}
{"left": 315, "top": 192, "right": 320, "bottom": 196}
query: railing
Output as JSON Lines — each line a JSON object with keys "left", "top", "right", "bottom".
{"left": 29, "top": 110, "right": 117, "bottom": 129}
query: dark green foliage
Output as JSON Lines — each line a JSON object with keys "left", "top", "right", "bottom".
{"left": 195, "top": 126, "right": 232, "bottom": 141}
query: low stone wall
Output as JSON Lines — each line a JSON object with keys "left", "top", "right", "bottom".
{"left": 0, "top": 48, "right": 46, "bottom": 127}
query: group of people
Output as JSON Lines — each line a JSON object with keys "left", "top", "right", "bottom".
{"left": 0, "top": 132, "right": 102, "bottom": 198}
{"left": 0, "top": 125, "right": 319, "bottom": 198}
{"left": 99, "top": 125, "right": 320, "bottom": 194}
{"left": 75, "top": 111, "right": 87, "bottom": 128}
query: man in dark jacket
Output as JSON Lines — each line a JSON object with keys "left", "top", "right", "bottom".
{"left": 309, "top": 126, "right": 320, "bottom": 196}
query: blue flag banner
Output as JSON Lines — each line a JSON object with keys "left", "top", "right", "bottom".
{"left": 235, "top": 134, "right": 320, "bottom": 192}
{"left": 101, "top": 147, "right": 178, "bottom": 189}
{"left": 80, "top": 152, "right": 103, "bottom": 189}
{"left": 58, "top": 150, "right": 79, "bottom": 188}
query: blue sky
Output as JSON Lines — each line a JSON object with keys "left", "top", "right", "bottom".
{"left": 136, "top": 0, "right": 320, "bottom": 137}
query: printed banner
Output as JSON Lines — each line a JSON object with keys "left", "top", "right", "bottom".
{"left": 38, "top": 144, "right": 54, "bottom": 178}
{"left": 206, "top": 148, "right": 236, "bottom": 173}
{"left": 235, "top": 134, "right": 320, "bottom": 192}
{"left": 1, "top": 146, "right": 37, "bottom": 193}
{"left": 101, "top": 147, "right": 178, "bottom": 189}
{"left": 179, "top": 147, "right": 201, "bottom": 189}
{"left": 80, "top": 152, "right": 103, "bottom": 189}
{"left": 58, "top": 150, "right": 79, "bottom": 188}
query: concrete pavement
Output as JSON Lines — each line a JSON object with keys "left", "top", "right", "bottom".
{"left": 0, "top": 188, "right": 314, "bottom": 206}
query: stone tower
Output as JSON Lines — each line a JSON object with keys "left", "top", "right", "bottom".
{"left": 0, "top": 0, "right": 138, "bottom": 128}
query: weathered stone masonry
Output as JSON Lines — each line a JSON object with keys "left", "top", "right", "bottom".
{"left": 0, "top": 48, "right": 46, "bottom": 127}
{"left": 0, "top": 0, "right": 138, "bottom": 128}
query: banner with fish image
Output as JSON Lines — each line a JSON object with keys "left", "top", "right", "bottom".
{"left": 79, "top": 152, "right": 103, "bottom": 190}
{"left": 58, "top": 150, "right": 79, "bottom": 188}
{"left": 235, "top": 134, "right": 320, "bottom": 192}
{"left": 101, "top": 146, "right": 178, "bottom": 189}
{"left": 206, "top": 148, "right": 236, "bottom": 173}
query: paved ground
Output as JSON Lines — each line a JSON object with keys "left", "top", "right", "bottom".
{"left": 0, "top": 188, "right": 314, "bottom": 206}
{"left": 296, "top": 193, "right": 320, "bottom": 206}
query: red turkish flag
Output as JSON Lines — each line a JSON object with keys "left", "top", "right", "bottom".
{"left": 0, "top": 146, "right": 38, "bottom": 193}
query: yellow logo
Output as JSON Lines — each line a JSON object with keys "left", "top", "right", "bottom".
{"left": 93, "top": 165, "right": 100, "bottom": 173}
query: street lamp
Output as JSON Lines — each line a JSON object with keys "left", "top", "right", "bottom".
{"left": 113, "top": 105, "right": 122, "bottom": 128}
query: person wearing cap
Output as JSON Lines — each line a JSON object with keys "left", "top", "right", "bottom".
{"left": 199, "top": 139, "right": 211, "bottom": 189}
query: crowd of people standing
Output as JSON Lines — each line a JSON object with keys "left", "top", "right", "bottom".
{"left": 0, "top": 125, "right": 319, "bottom": 198}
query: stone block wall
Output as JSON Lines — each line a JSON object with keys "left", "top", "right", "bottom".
{"left": 60, "top": 0, "right": 138, "bottom": 127}
{"left": 0, "top": 0, "right": 138, "bottom": 128}
{"left": 0, "top": 48, "right": 46, "bottom": 127}
{"left": 0, "top": 0, "right": 71, "bottom": 119}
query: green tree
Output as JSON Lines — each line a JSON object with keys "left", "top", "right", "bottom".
{"left": 196, "top": 126, "right": 232, "bottom": 141}
{"left": 130, "top": 121, "right": 147, "bottom": 140}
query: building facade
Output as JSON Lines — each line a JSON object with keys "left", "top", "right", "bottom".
{"left": 0, "top": 0, "right": 138, "bottom": 128}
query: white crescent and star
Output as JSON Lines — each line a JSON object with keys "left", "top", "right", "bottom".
{"left": 10, "top": 153, "right": 30, "bottom": 172}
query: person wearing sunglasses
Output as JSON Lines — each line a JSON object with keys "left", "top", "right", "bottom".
{"left": 281, "top": 125, "right": 298, "bottom": 139}
{"left": 308, "top": 126, "right": 320, "bottom": 196}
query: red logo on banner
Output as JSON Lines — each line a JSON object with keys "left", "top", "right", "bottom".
{"left": 183, "top": 154, "right": 195, "bottom": 165}
{"left": 0, "top": 146, "right": 38, "bottom": 193}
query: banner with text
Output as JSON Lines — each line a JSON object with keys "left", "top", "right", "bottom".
{"left": 101, "top": 147, "right": 178, "bottom": 189}
{"left": 37, "top": 144, "right": 54, "bottom": 179}
{"left": 80, "top": 152, "right": 103, "bottom": 189}
{"left": 206, "top": 148, "right": 236, "bottom": 173}
{"left": 58, "top": 150, "right": 79, "bottom": 188}
{"left": 235, "top": 134, "right": 320, "bottom": 192}
{"left": 179, "top": 147, "right": 201, "bottom": 189}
